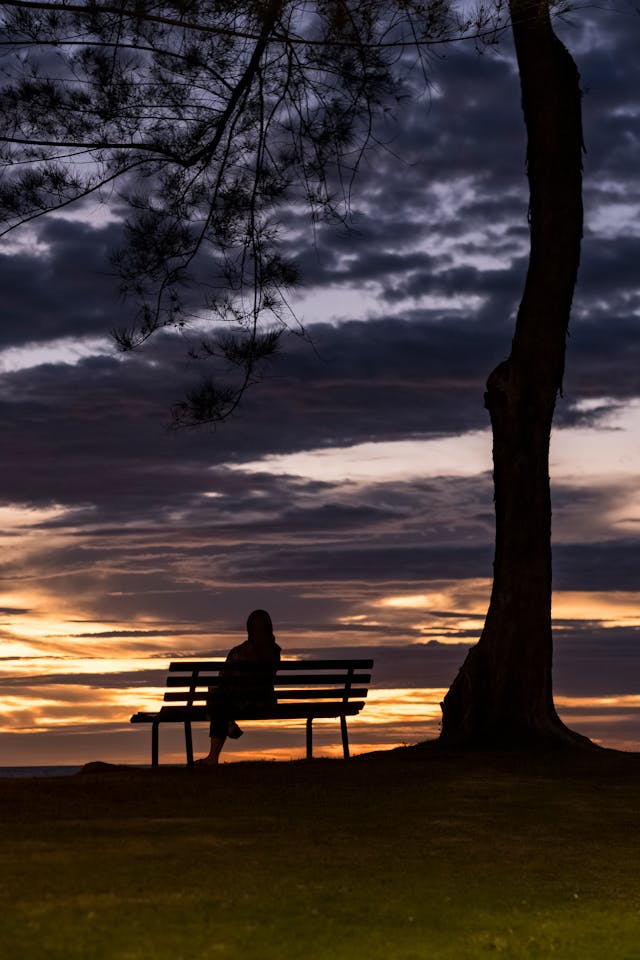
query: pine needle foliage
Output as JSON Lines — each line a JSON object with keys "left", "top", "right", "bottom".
{"left": 0, "top": 0, "right": 476, "bottom": 421}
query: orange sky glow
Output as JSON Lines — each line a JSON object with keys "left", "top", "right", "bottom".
{"left": 2, "top": 583, "right": 640, "bottom": 766}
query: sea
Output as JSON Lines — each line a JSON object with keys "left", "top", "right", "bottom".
{"left": 0, "top": 766, "right": 83, "bottom": 778}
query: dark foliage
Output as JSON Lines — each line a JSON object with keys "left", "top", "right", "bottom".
{"left": 0, "top": 0, "right": 474, "bottom": 420}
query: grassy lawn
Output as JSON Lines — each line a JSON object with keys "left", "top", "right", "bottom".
{"left": 1, "top": 746, "right": 640, "bottom": 959}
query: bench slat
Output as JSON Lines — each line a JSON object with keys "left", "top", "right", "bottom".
{"left": 133, "top": 702, "right": 365, "bottom": 722}
{"left": 168, "top": 659, "right": 373, "bottom": 672}
{"left": 162, "top": 687, "right": 370, "bottom": 703}
{"left": 165, "top": 673, "right": 371, "bottom": 688}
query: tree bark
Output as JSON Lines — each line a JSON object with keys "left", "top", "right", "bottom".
{"left": 439, "top": 0, "right": 591, "bottom": 747}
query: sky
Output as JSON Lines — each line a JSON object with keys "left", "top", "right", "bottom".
{"left": 1, "top": 1, "right": 640, "bottom": 766}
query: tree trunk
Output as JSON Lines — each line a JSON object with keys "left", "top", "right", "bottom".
{"left": 440, "top": 0, "right": 590, "bottom": 747}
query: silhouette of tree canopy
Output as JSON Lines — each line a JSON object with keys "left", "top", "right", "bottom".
{"left": 0, "top": 0, "right": 489, "bottom": 421}
{"left": 0, "top": 0, "right": 595, "bottom": 748}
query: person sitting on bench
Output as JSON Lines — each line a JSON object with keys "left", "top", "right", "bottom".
{"left": 196, "top": 609, "right": 281, "bottom": 766}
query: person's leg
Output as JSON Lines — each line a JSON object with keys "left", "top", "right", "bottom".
{"left": 199, "top": 732, "right": 227, "bottom": 765}
{"left": 199, "top": 695, "right": 230, "bottom": 765}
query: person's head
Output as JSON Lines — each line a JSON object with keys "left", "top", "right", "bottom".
{"left": 246, "top": 609, "right": 274, "bottom": 643}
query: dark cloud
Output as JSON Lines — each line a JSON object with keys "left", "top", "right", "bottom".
{"left": 554, "top": 541, "right": 640, "bottom": 593}
{"left": 0, "top": 6, "right": 636, "bottom": 364}
{"left": 0, "top": 308, "right": 637, "bottom": 521}
{"left": 0, "top": 218, "right": 131, "bottom": 349}
{"left": 555, "top": 628, "right": 640, "bottom": 697}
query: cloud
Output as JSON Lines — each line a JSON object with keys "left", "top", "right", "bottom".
{"left": 0, "top": 218, "right": 132, "bottom": 350}
{"left": 554, "top": 541, "right": 640, "bottom": 592}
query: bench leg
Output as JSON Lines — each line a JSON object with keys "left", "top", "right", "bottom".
{"left": 306, "top": 717, "right": 313, "bottom": 759}
{"left": 152, "top": 720, "right": 159, "bottom": 768}
{"left": 340, "top": 715, "right": 350, "bottom": 760}
{"left": 184, "top": 720, "right": 194, "bottom": 767}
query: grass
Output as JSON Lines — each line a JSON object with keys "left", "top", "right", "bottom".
{"left": 1, "top": 746, "right": 640, "bottom": 958}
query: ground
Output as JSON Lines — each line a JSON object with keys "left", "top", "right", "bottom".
{"left": 1, "top": 746, "right": 639, "bottom": 959}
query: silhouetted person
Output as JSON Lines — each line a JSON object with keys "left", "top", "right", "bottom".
{"left": 196, "top": 609, "right": 281, "bottom": 766}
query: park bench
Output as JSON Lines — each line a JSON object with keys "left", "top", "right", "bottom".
{"left": 130, "top": 658, "right": 374, "bottom": 766}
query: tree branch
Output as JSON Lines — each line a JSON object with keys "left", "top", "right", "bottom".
{"left": 0, "top": 0, "right": 507, "bottom": 49}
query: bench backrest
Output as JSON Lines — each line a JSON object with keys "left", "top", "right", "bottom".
{"left": 163, "top": 659, "right": 374, "bottom": 708}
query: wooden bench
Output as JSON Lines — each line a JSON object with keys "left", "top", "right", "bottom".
{"left": 130, "top": 658, "right": 374, "bottom": 766}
